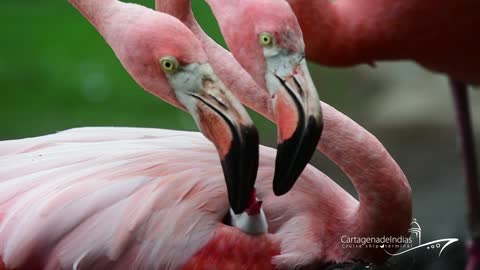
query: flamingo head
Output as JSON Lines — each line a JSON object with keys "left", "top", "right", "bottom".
{"left": 211, "top": 0, "right": 323, "bottom": 196}
{"left": 107, "top": 9, "right": 259, "bottom": 214}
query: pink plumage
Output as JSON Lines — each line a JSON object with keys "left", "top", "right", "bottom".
{"left": 157, "top": 0, "right": 412, "bottom": 265}
{"left": 0, "top": 0, "right": 414, "bottom": 268}
{"left": 0, "top": 122, "right": 409, "bottom": 269}
{"left": 0, "top": 128, "right": 258, "bottom": 269}
{"left": 287, "top": 0, "right": 480, "bottom": 83}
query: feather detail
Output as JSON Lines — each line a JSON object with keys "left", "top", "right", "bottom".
{"left": 0, "top": 127, "right": 394, "bottom": 269}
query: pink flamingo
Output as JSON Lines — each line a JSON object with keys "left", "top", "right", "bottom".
{"left": 0, "top": 127, "right": 273, "bottom": 269}
{"left": 0, "top": 0, "right": 412, "bottom": 269}
{"left": 62, "top": 0, "right": 263, "bottom": 216}
{"left": 283, "top": 0, "right": 479, "bottom": 268}
{"left": 157, "top": 0, "right": 412, "bottom": 265}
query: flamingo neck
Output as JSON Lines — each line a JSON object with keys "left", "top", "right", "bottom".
{"left": 319, "top": 103, "right": 412, "bottom": 261}
{"left": 204, "top": 0, "right": 240, "bottom": 27}
{"left": 68, "top": 0, "right": 119, "bottom": 38}
{"left": 155, "top": 0, "right": 191, "bottom": 22}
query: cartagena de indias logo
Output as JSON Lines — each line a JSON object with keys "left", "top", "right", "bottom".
{"left": 340, "top": 218, "right": 458, "bottom": 257}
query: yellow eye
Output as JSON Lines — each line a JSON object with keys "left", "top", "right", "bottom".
{"left": 159, "top": 56, "right": 178, "bottom": 73}
{"left": 258, "top": 32, "right": 274, "bottom": 46}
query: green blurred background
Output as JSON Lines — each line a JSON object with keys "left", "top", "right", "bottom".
{"left": 1, "top": 1, "right": 229, "bottom": 139}
{"left": 1, "top": 1, "right": 479, "bottom": 269}
{"left": 1, "top": 0, "right": 357, "bottom": 142}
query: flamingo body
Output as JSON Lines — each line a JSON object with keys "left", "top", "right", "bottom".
{"left": 287, "top": 0, "right": 480, "bottom": 83}
{"left": 0, "top": 126, "right": 397, "bottom": 269}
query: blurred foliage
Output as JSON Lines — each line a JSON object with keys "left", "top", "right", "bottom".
{"left": 0, "top": 1, "right": 273, "bottom": 141}
{"left": 0, "top": 0, "right": 356, "bottom": 142}
{"left": 0, "top": 2, "right": 169, "bottom": 138}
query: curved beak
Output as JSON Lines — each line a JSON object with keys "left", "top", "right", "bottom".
{"left": 178, "top": 64, "right": 259, "bottom": 214}
{"left": 266, "top": 55, "right": 323, "bottom": 196}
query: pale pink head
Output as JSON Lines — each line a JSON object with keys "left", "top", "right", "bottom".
{"left": 73, "top": 2, "right": 259, "bottom": 214}
{"left": 208, "top": 0, "right": 323, "bottom": 196}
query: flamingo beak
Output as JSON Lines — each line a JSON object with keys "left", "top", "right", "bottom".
{"left": 179, "top": 64, "right": 259, "bottom": 214}
{"left": 267, "top": 56, "right": 323, "bottom": 196}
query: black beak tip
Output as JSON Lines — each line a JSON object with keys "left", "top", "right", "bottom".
{"left": 221, "top": 124, "right": 259, "bottom": 215}
{"left": 272, "top": 142, "right": 299, "bottom": 196}
{"left": 272, "top": 176, "right": 291, "bottom": 196}
{"left": 222, "top": 159, "right": 254, "bottom": 215}
{"left": 230, "top": 200, "right": 245, "bottom": 215}
{"left": 273, "top": 116, "right": 323, "bottom": 196}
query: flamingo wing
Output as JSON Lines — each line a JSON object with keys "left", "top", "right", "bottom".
{"left": 0, "top": 127, "right": 363, "bottom": 269}
{"left": 0, "top": 127, "right": 229, "bottom": 270}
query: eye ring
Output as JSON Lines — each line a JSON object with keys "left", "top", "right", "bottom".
{"left": 159, "top": 56, "right": 179, "bottom": 73}
{"left": 258, "top": 32, "right": 274, "bottom": 47}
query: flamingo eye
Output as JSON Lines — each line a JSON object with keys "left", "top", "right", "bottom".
{"left": 159, "top": 56, "right": 179, "bottom": 73}
{"left": 258, "top": 32, "right": 274, "bottom": 47}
